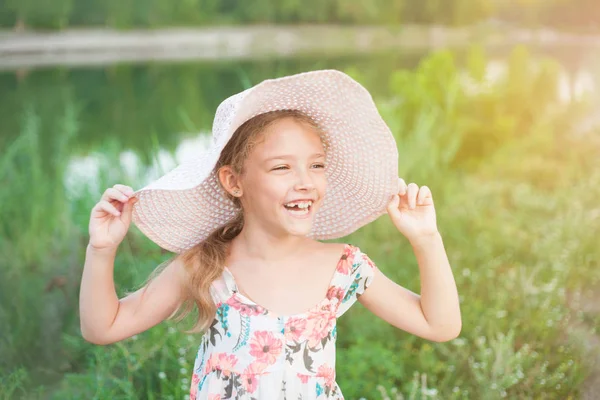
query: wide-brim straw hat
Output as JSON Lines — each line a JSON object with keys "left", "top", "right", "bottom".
{"left": 131, "top": 69, "right": 399, "bottom": 254}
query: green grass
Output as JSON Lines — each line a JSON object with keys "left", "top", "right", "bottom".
{"left": 1, "top": 46, "right": 599, "bottom": 399}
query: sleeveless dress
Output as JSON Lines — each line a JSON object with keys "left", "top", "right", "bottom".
{"left": 188, "top": 243, "right": 378, "bottom": 400}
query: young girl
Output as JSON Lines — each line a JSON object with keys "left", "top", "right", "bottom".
{"left": 80, "top": 70, "right": 461, "bottom": 399}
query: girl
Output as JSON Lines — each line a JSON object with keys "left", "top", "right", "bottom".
{"left": 80, "top": 70, "right": 461, "bottom": 399}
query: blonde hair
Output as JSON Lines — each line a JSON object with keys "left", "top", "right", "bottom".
{"left": 144, "top": 109, "right": 327, "bottom": 333}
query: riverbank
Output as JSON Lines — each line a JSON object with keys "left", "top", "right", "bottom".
{"left": 2, "top": 24, "right": 600, "bottom": 70}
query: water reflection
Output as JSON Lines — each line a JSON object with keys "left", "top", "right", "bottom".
{"left": 461, "top": 59, "right": 597, "bottom": 103}
{"left": 3, "top": 46, "right": 599, "bottom": 199}
{"left": 64, "top": 132, "right": 213, "bottom": 196}
{"left": 0, "top": 52, "right": 423, "bottom": 153}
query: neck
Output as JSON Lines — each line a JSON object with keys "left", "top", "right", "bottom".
{"left": 229, "top": 225, "right": 315, "bottom": 266}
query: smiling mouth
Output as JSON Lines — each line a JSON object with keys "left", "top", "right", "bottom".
{"left": 283, "top": 202, "right": 313, "bottom": 217}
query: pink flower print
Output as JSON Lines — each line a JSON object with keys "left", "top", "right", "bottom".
{"left": 217, "top": 353, "right": 238, "bottom": 376}
{"left": 204, "top": 353, "right": 239, "bottom": 376}
{"left": 336, "top": 245, "right": 355, "bottom": 275}
{"left": 297, "top": 373, "right": 310, "bottom": 384}
{"left": 208, "top": 395, "right": 221, "bottom": 400}
{"left": 246, "top": 360, "right": 268, "bottom": 374}
{"left": 326, "top": 286, "right": 344, "bottom": 302}
{"left": 189, "top": 373, "right": 200, "bottom": 399}
{"left": 249, "top": 331, "right": 283, "bottom": 365}
{"left": 226, "top": 295, "right": 265, "bottom": 316}
{"left": 305, "top": 308, "right": 336, "bottom": 349}
{"left": 317, "top": 364, "right": 336, "bottom": 388}
{"left": 204, "top": 355, "right": 215, "bottom": 375}
{"left": 284, "top": 317, "right": 307, "bottom": 342}
{"left": 241, "top": 373, "right": 259, "bottom": 394}
{"left": 241, "top": 362, "right": 266, "bottom": 393}
{"left": 365, "top": 255, "right": 377, "bottom": 271}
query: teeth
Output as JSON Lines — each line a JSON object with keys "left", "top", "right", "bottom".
{"left": 287, "top": 207, "right": 309, "bottom": 215}
{"left": 284, "top": 201, "right": 312, "bottom": 209}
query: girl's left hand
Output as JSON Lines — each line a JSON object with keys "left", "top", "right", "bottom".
{"left": 386, "top": 178, "right": 439, "bottom": 243}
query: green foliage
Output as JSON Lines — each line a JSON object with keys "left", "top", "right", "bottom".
{"left": 0, "top": 0, "right": 598, "bottom": 29}
{"left": 1, "top": 47, "right": 599, "bottom": 398}
{"left": 53, "top": 323, "right": 202, "bottom": 399}
{"left": 3, "top": 0, "right": 73, "bottom": 29}
{"left": 0, "top": 0, "right": 487, "bottom": 30}
{"left": 334, "top": 46, "right": 598, "bottom": 398}
{"left": 337, "top": 339, "right": 406, "bottom": 393}
{"left": 0, "top": 368, "right": 29, "bottom": 399}
{"left": 380, "top": 45, "right": 579, "bottom": 180}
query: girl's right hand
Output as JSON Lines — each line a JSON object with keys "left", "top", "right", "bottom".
{"left": 89, "top": 184, "right": 139, "bottom": 251}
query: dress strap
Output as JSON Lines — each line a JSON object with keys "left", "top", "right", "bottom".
{"left": 209, "top": 267, "right": 237, "bottom": 303}
{"left": 221, "top": 266, "right": 239, "bottom": 294}
{"left": 217, "top": 244, "right": 352, "bottom": 304}
{"left": 329, "top": 243, "right": 356, "bottom": 286}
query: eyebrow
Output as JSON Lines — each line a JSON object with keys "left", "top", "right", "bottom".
{"left": 263, "top": 153, "right": 325, "bottom": 163}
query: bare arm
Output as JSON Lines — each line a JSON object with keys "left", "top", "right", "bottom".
{"left": 79, "top": 243, "right": 185, "bottom": 345}
{"left": 359, "top": 233, "right": 461, "bottom": 342}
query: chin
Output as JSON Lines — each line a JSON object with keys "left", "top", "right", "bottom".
{"left": 279, "top": 215, "right": 315, "bottom": 236}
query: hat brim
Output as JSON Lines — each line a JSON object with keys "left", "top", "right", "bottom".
{"left": 132, "top": 70, "right": 399, "bottom": 253}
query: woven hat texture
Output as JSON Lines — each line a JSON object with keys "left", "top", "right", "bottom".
{"left": 131, "top": 69, "right": 399, "bottom": 253}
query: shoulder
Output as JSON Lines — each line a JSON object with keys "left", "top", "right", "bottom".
{"left": 322, "top": 241, "right": 363, "bottom": 261}
{"left": 312, "top": 241, "right": 354, "bottom": 265}
{"left": 155, "top": 254, "right": 187, "bottom": 298}
{"left": 334, "top": 243, "right": 377, "bottom": 276}
{"left": 323, "top": 241, "right": 350, "bottom": 257}
{"left": 302, "top": 240, "right": 346, "bottom": 258}
{"left": 315, "top": 241, "right": 371, "bottom": 260}
{"left": 312, "top": 241, "right": 373, "bottom": 275}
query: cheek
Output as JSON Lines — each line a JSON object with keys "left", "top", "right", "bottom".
{"left": 316, "top": 174, "right": 328, "bottom": 193}
{"left": 251, "top": 176, "right": 287, "bottom": 205}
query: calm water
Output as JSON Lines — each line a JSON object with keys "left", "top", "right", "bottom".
{"left": 0, "top": 44, "right": 598, "bottom": 196}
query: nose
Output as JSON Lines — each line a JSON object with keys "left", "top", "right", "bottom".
{"left": 293, "top": 169, "right": 316, "bottom": 192}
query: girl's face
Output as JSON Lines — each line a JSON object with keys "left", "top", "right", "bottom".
{"left": 238, "top": 118, "right": 327, "bottom": 237}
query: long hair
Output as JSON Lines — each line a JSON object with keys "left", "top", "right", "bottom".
{"left": 144, "top": 109, "right": 327, "bottom": 333}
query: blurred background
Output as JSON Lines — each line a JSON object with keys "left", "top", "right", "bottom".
{"left": 1, "top": 1, "right": 600, "bottom": 399}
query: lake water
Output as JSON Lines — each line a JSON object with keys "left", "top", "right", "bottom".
{"left": 0, "top": 43, "right": 598, "bottom": 198}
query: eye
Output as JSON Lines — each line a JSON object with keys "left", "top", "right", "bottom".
{"left": 272, "top": 164, "right": 325, "bottom": 171}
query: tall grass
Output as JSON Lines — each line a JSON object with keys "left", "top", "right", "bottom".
{"left": 0, "top": 103, "right": 80, "bottom": 383}
{"left": 1, "top": 46, "right": 599, "bottom": 399}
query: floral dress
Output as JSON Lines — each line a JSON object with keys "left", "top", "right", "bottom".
{"left": 189, "top": 243, "right": 378, "bottom": 400}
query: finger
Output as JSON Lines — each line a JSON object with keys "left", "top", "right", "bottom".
{"left": 386, "top": 194, "right": 401, "bottom": 217}
{"left": 398, "top": 178, "right": 408, "bottom": 195}
{"left": 407, "top": 183, "right": 418, "bottom": 209}
{"left": 97, "top": 200, "right": 121, "bottom": 217}
{"left": 388, "top": 193, "right": 400, "bottom": 208}
{"left": 120, "top": 197, "right": 137, "bottom": 224}
{"left": 102, "top": 187, "right": 130, "bottom": 203}
{"left": 417, "top": 186, "right": 431, "bottom": 205}
{"left": 114, "top": 184, "right": 135, "bottom": 197}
